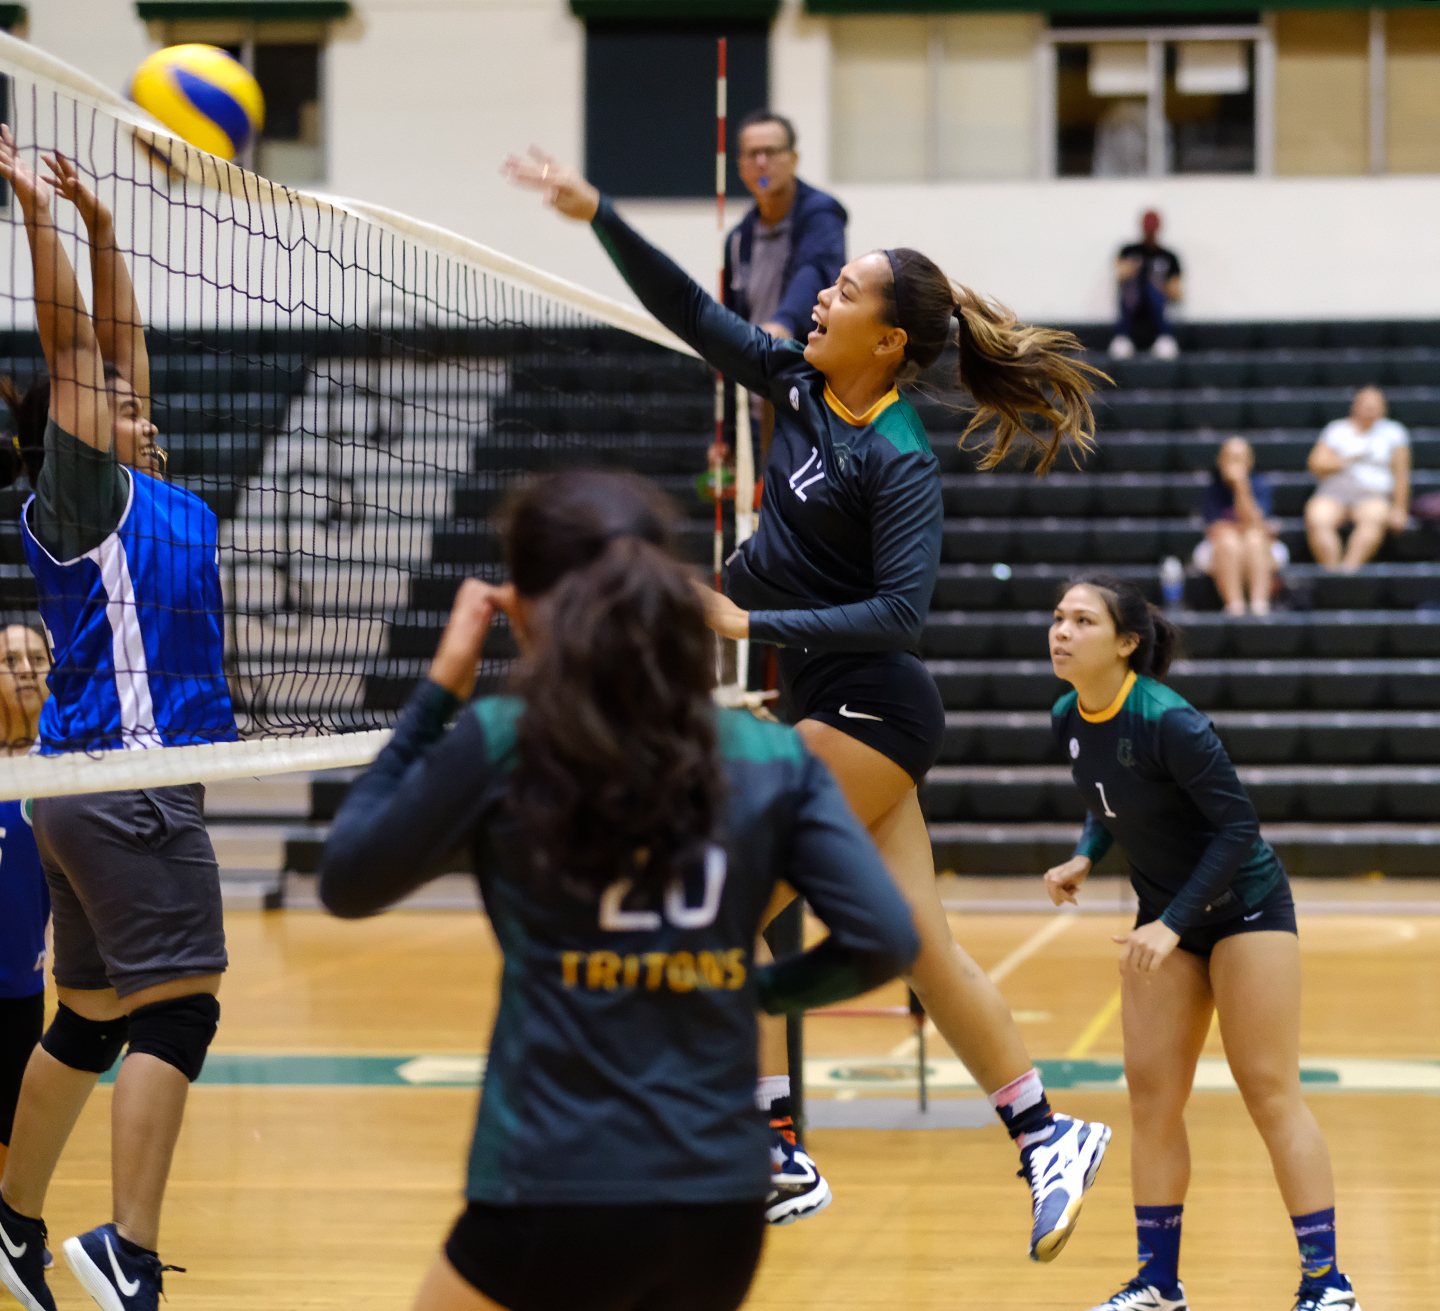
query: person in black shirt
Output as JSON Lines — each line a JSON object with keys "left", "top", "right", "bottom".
{"left": 1110, "top": 210, "right": 1183, "bottom": 360}
{"left": 320, "top": 472, "right": 920, "bottom": 1311}
{"left": 504, "top": 147, "right": 1113, "bottom": 1262}
{"left": 1044, "top": 574, "right": 1359, "bottom": 1311}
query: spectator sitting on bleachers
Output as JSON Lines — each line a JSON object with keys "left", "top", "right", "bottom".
{"left": 1193, "top": 437, "right": 1284, "bottom": 616}
{"left": 1109, "top": 210, "right": 1182, "bottom": 361}
{"left": 1304, "top": 386, "right": 1411, "bottom": 573}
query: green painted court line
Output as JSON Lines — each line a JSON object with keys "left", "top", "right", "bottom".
{"left": 93, "top": 1053, "right": 1440, "bottom": 1091}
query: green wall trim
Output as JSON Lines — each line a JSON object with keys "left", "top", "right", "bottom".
{"left": 807, "top": 1, "right": 1437, "bottom": 13}
{"left": 136, "top": 0, "right": 351, "bottom": 21}
{"left": 572, "top": 0, "right": 781, "bottom": 19}
{"left": 0, "top": 4, "right": 26, "bottom": 29}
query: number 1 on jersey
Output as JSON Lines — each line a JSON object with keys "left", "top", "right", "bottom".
{"left": 1095, "top": 783, "right": 1117, "bottom": 818}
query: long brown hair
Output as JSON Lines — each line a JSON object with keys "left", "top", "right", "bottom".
{"left": 882, "top": 248, "right": 1107, "bottom": 475}
{"left": 503, "top": 471, "right": 724, "bottom": 902}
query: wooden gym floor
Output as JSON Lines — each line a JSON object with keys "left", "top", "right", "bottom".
{"left": 22, "top": 879, "right": 1440, "bottom": 1311}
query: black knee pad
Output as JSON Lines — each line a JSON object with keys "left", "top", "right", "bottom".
{"left": 40, "top": 1003, "right": 130, "bottom": 1075}
{"left": 126, "top": 994, "right": 220, "bottom": 1083}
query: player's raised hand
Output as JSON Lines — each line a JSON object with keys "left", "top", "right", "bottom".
{"left": 501, "top": 146, "right": 599, "bottom": 222}
{"left": 429, "top": 578, "right": 513, "bottom": 701}
{"left": 0, "top": 125, "right": 52, "bottom": 213}
{"left": 43, "top": 153, "right": 110, "bottom": 232}
{"left": 1043, "top": 854, "right": 1090, "bottom": 907}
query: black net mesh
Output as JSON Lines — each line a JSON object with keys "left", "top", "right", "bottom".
{"left": 0, "top": 76, "right": 713, "bottom": 762}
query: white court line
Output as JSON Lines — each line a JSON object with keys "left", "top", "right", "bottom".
{"left": 887, "top": 913, "right": 1077, "bottom": 1059}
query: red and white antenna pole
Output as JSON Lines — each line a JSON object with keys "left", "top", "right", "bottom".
{"left": 711, "top": 36, "right": 728, "bottom": 594}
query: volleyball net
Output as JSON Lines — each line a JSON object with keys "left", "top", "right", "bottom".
{"left": 0, "top": 35, "right": 748, "bottom": 800}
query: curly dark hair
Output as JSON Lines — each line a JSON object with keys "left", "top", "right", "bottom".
{"left": 502, "top": 471, "right": 723, "bottom": 902}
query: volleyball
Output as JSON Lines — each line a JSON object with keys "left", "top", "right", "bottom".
{"left": 129, "top": 44, "right": 264, "bottom": 161}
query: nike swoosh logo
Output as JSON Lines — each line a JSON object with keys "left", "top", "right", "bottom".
{"left": 104, "top": 1232, "right": 141, "bottom": 1297}
{"left": 1243, "top": 911, "right": 1263, "bottom": 922}
{"left": 837, "top": 704, "right": 883, "bottom": 721}
{"left": 0, "top": 1217, "right": 25, "bottom": 1259}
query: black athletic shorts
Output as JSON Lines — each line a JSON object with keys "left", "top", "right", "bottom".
{"left": 444, "top": 1199, "right": 767, "bottom": 1311}
{"left": 1136, "top": 877, "right": 1298, "bottom": 958}
{"left": 777, "top": 648, "right": 946, "bottom": 784}
{"left": 34, "top": 785, "right": 227, "bottom": 998}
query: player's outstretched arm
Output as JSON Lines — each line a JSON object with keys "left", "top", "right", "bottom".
{"left": 46, "top": 153, "right": 151, "bottom": 420}
{"left": 0, "top": 126, "right": 109, "bottom": 451}
{"left": 503, "top": 146, "right": 793, "bottom": 395}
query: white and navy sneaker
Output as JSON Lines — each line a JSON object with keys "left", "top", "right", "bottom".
{"left": 1087, "top": 1276, "right": 1188, "bottom": 1310}
{"left": 63, "top": 1224, "right": 182, "bottom": 1311}
{"left": 0, "top": 1199, "right": 56, "bottom": 1311}
{"left": 764, "top": 1117, "right": 832, "bottom": 1226}
{"left": 1020, "top": 1112, "right": 1112, "bottom": 1261}
{"left": 1292, "top": 1277, "right": 1359, "bottom": 1311}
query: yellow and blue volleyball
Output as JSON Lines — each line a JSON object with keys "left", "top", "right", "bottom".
{"left": 130, "top": 45, "right": 264, "bottom": 161}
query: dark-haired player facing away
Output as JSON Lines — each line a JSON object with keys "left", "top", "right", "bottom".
{"left": 504, "top": 147, "right": 1111, "bottom": 1258}
{"left": 1045, "top": 573, "right": 1359, "bottom": 1311}
{"left": 0, "top": 131, "right": 234, "bottom": 1311}
{"left": 320, "top": 470, "right": 920, "bottom": 1311}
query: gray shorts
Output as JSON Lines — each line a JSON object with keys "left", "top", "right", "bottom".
{"left": 34, "top": 785, "right": 228, "bottom": 998}
{"left": 1314, "top": 470, "right": 1390, "bottom": 510}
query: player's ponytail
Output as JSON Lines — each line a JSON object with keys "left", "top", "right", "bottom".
{"left": 503, "top": 471, "right": 724, "bottom": 903}
{"left": 882, "top": 249, "right": 1106, "bottom": 476}
{"left": 1062, "top": 571, "right": 1181, "bottom": 679}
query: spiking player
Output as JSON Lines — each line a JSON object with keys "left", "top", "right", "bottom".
{"left": 0, "top": 129, "right": 235, "bottom": 1311}
{"left": 506, "top": 148, "right": 1110, "bottom": 1260}
{"left": 1046, "top": 573, "right": 1359, "bottom": 1311}
{"left": 320, "top": 472, "right": 920, "bottom": 1311}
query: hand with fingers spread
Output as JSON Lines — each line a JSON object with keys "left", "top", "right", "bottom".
{"left": 1112, "top": 919, "right": 1181, "bottom": 974}
{"left": 0, "top": 125, "right": 53, "bottom": 214}
{"left": 429, "top": 579, "right": 517, "bottom": 701}
{"left": 1043, "top": 854, "right": 1091, "bottom": 908}
{"left": 501, "top": 147, "right": 600, "bottom": 223}
{"left": 43, "top": 152, "right": 111, "bottom": 233}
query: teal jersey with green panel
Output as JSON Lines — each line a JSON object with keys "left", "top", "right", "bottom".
{"left": 320, "top": 683, "right": 918, "bottom": 1206}
{"left": 1052, "top": 673, "right": 1286, "bottom": 933}
{"left": 593, "top": 197, "right": 942, "bottom": 654}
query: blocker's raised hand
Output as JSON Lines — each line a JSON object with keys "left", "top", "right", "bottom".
{"left": 0, "top": 125, "right": 52, "bottom": 212}
{"left": 429, "top": 578, "right": 514, "bottom": 701}
{"left": 501, "top": 146, "right": 600, "bottom": 223}
{"left": 43, "top": 152, "right": 110, "bottom": 231}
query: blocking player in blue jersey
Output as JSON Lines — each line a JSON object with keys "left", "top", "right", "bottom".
{"left": 0, "top": 131, "right": 233, "bottom": 1311}
{"left": 320, "top": 471, "right": 921, "bottom": 1311}
{"left": 1044, "top": 573, "right": 1359, "bottom": 1311}
{"left": 0, "top": 625, "right": 51, "bottom": 1195}
{"left": 505, "top": 148, "right": 1111, "bottom": 1259}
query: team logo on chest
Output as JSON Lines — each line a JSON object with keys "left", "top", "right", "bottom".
{"left": 1069, "top": 738, "right": 1079, "bottom": 760}
{"left": 789, "top": 386, "right": 800, "bottom": 411}
{"left": 1117, "top": 738, "right": 1134, "bottom": 768}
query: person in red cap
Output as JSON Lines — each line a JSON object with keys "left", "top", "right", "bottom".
{"left": 1111, "top": 210, "right": 1183, "bottom": 360}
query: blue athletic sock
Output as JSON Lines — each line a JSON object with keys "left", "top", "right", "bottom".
{"left": 1292, "top": 1207, "right": 1344, "bottom": 1289}
{"left": 1135, "top": 1204, "right": 1183, "bottom": 1295}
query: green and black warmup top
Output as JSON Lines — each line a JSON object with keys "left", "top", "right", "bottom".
{"left": 319, "top": 682, "right": 919, "bottom": 1206}
{"left": 1053, "top": 672, "right": 1286, "bottom": 934}
{"left": 592, "top": 198, "right": 942, "bottom": 654}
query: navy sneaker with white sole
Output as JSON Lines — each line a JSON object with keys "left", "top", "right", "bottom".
{"left": 1292, "top": 1276, "right": 1360, "bottom": 1311}
{"left": 1020, "top": 1113, "right": 1112, "bottom": 1262}
{"left": 63, "top": 1224, "right": 182, "bottom": 1311}
{"left": 0, "top": 1198, "right": 56, "bottom": 1311}
{"left": 764, "top": 1116, "right": 833, "bottom": 1226}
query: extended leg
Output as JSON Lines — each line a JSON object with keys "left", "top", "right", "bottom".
{"left": 1340, "top": 497, "right": 1389, "bottom": 572}
{"left": 1205, "top": 524, "right": 1246, "bottom": 616}
{"left": 1242, "top": 525, "right": 1276, "bottom": 615}
{"left": 1304, "top": 495, "right": 1347, "bottom": 570}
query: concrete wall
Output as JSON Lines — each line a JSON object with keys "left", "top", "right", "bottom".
{"left": 17, "top": 0, "right": 1440, "bottom": 326}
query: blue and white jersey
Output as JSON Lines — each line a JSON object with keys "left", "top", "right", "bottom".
{"left": 0, "top": 798, "right": 48, "bottom": 998}
{"left": 21, "top": 469, "right": 237, "bottom": 752}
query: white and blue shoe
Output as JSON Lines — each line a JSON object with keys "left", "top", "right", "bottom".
{"left": 1020, "top": 1112, "right": 1111, "bottom": 1262}
{"left": 1292, "top": 1277, "right": 1359, "bottom": 1311}
{"left": 0, "top": 1199, "right": 56, "bottom": 1311}
{"left": 1087, "top": 1277, "right": 1188, "bottom": 1310}
{"left": 764, "top": 1117, "right": 832, "bottom": 1226}
{"left": 62, "top": 1224, "right": 182, "bottom": 1311}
